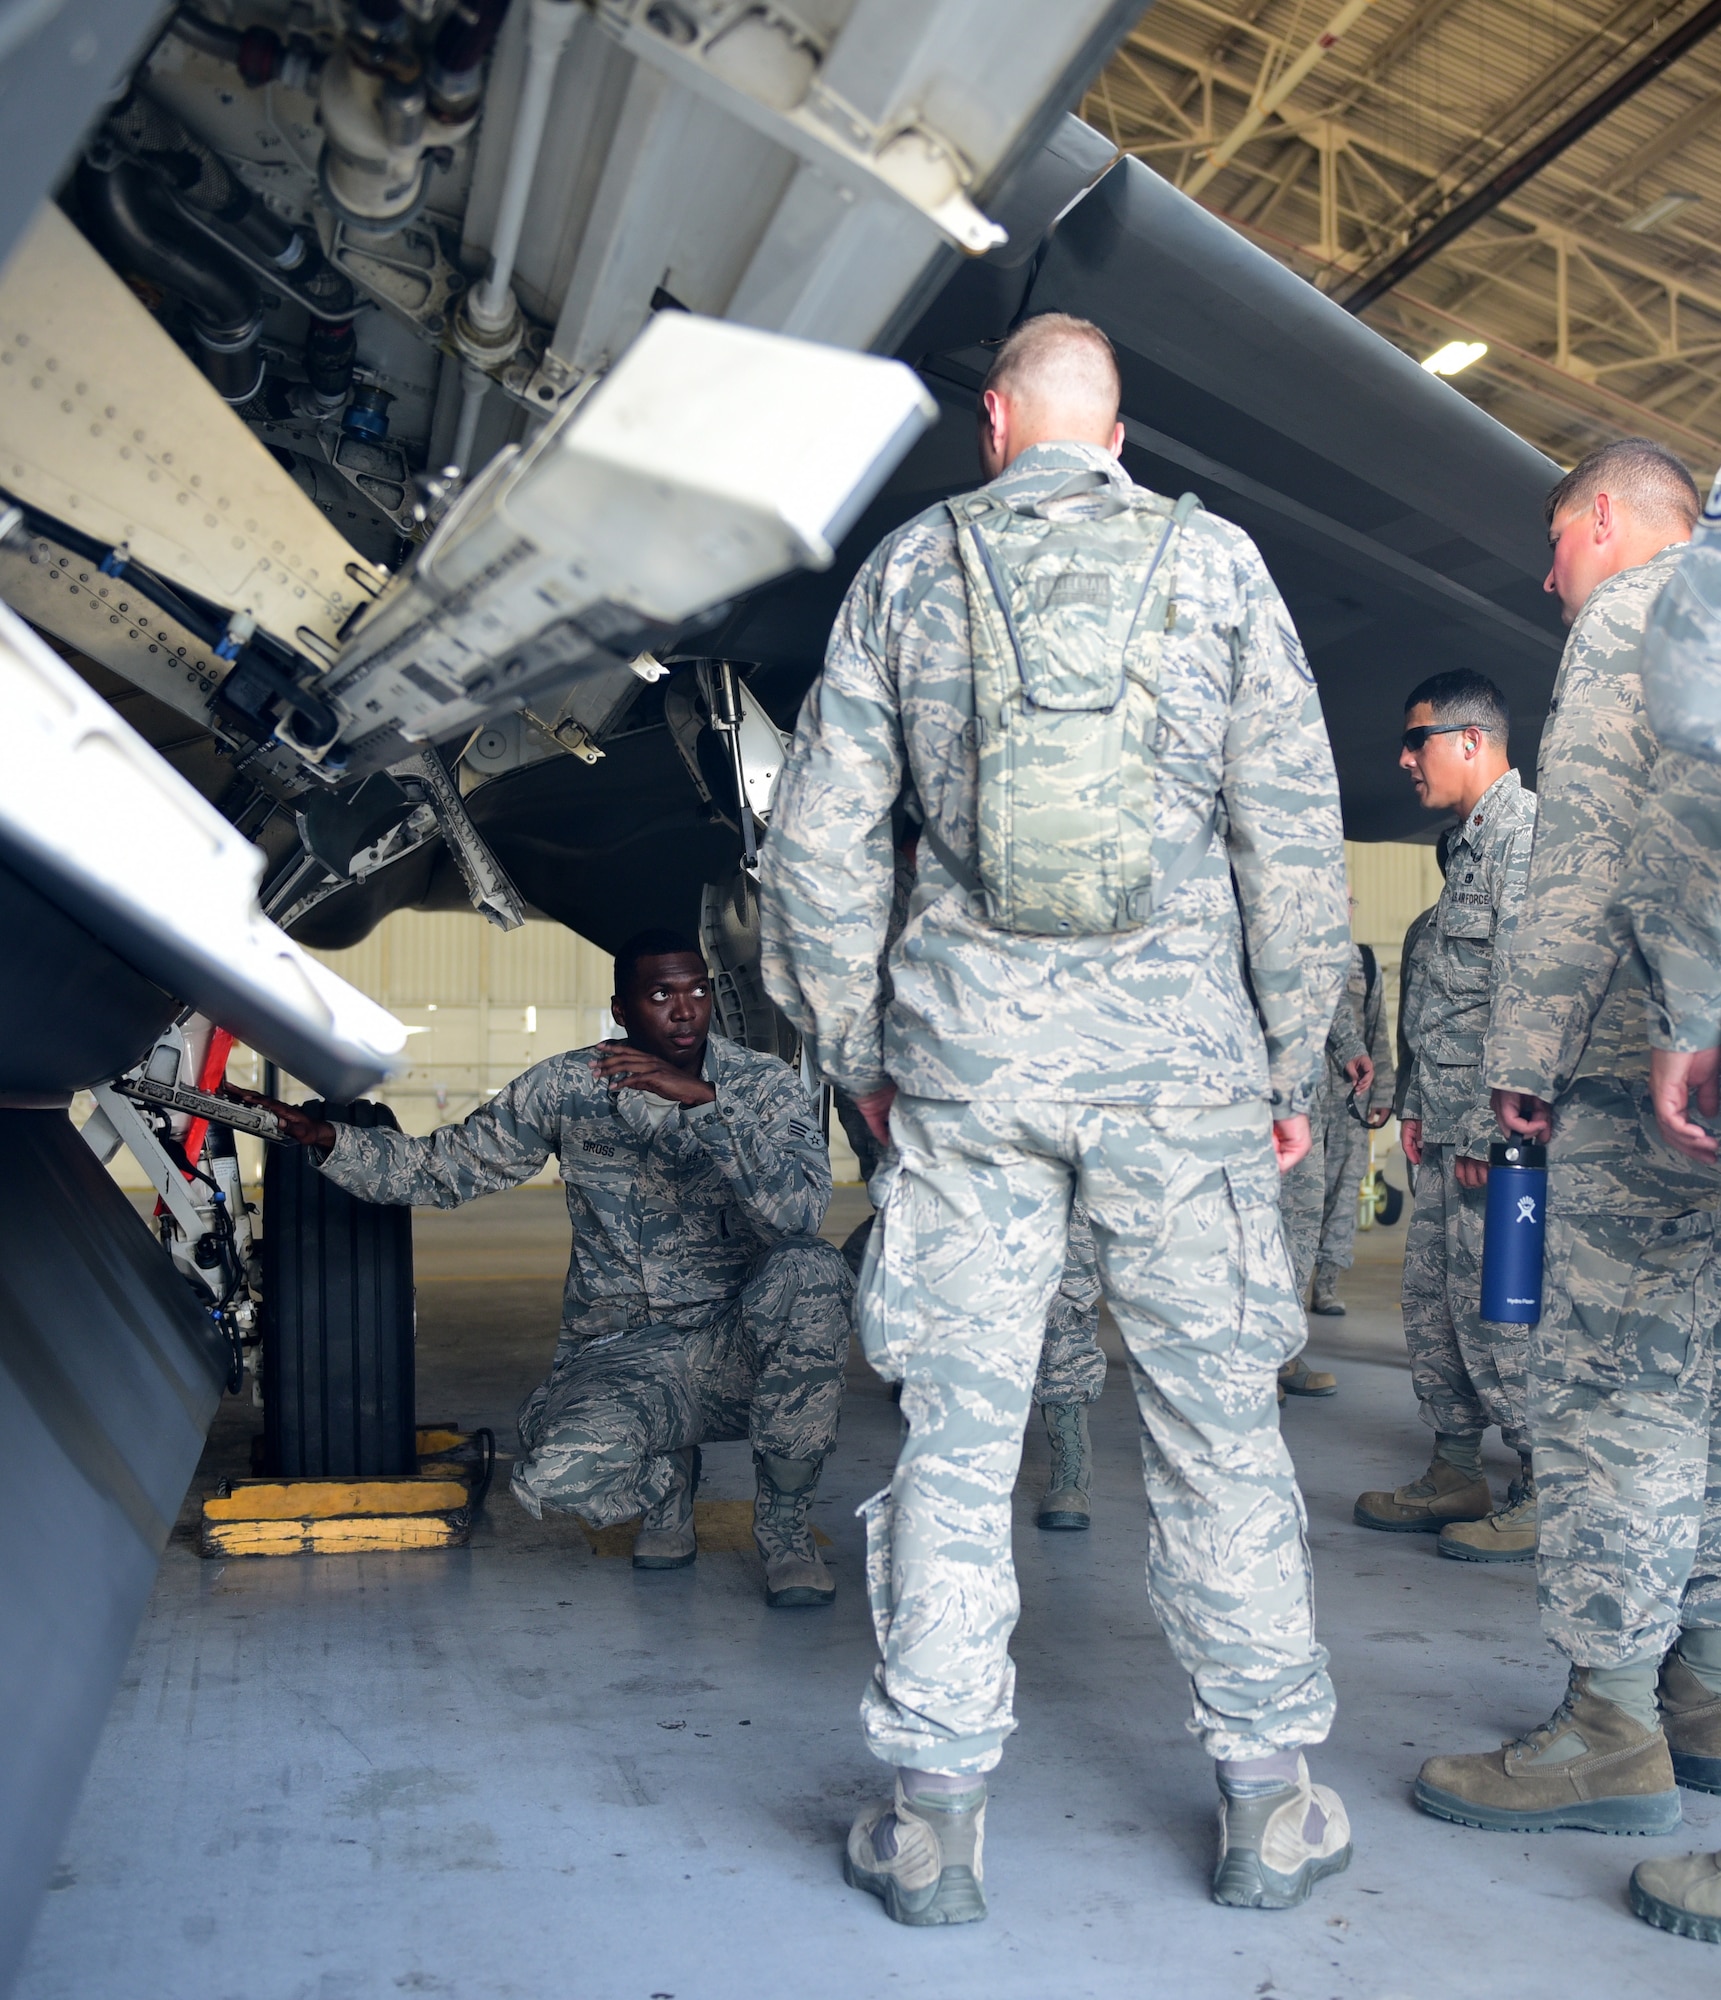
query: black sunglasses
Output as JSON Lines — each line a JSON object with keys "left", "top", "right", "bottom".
{"left": 1401, "top": 721, "right": 1475, "bottom": 752}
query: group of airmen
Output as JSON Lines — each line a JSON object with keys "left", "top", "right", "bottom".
{"left": 242, "top": 311, "right": 1721, "bottom": 1946}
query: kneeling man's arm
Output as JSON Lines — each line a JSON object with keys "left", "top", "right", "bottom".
{"left": 685, "top": 1068, "right": 833, "bottom": 1239}
{"left": 250, "top": 1070, "right": 558, "bottom": 1208}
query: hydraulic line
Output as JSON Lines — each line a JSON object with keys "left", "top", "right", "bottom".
{"left": 78, "top": 157, "right": 264, "bottom": 402}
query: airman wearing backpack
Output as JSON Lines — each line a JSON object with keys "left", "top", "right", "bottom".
{"left": 760, "top": 313, "right": 1354, "bottom": 1923}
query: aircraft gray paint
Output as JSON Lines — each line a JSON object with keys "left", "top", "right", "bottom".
{"left": 0, "top": 0, "right": 1561, "bottom": 1983}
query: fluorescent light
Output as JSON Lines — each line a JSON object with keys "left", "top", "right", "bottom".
{"left": 1623, "top": 190, "right": 1699, "bottom": 233}
{"left": 1422, "top": 340, "right": 1489, "bottom": 376}
{"left": 524, "top": 1005, "right": 537, "bottom": 1034}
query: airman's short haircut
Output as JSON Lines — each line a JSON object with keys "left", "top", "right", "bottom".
{"left": 980, "top": 313, "right": 1121, "bottom": 427}
{"left": 613, "top": 927, "right": 703, "bottom": 996}
{"left": 1544, "top": 437, "right": 1699, "bottom": 534}
{"left": 1404, "top": 669, "right": 1510, "bottom": 744}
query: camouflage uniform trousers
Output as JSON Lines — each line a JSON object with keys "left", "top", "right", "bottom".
{"left": 1034, "top": 1201, "right": 1106, "bottom": 1406}
{"left": 1315, "top": 1091, "right": 1369, "bottom": 1279}
{"left": 836, "top": 1084, "right": 1105, "bottom": 1407}
{"left": 1402, "top": 1143, "right": 1531, "bottom": 1453}
{"left": 855, "top": 1093, "right": 1335, "bottom": 1773}
{"left": 509, "top": 1236, "right": 852, "bottom": 1526}
{"left": 1531, "top": 1080, "right": 1721, "bottom": 1667}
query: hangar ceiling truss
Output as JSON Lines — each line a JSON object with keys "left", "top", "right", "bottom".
{"left": 1086, "top": 0, "right": 1721, "bottom": 470}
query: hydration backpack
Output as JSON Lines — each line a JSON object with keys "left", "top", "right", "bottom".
{"left": 923, "top": 473, "right": 1203, "bottom": 936}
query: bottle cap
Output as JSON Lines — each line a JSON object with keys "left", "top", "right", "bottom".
{"left": 1489, "top": 1139, "right": 1546, "bottom": 1170}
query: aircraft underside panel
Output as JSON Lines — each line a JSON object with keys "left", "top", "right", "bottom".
{"left": 0, "top": 1112, "right": 227, "bottom": 1992}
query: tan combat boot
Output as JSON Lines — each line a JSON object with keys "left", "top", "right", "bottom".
{"left": 1036, "top": 1402, "right": 1092, "bottom": 1531}
{"left": 1309, "top": 1270, "right": 1346, "bottom": 1317}
{"left": 1415, "top": 1673, "right": 1681, "bottom": 1834}
{"left": 846, "top": 1776, "right": 988, "bottom": 1926}
{"left": 1354, "top": 1453, "right": 1491, "bottom": 1532}
{"left": 754, "top": 1452, "right": 835, "bottom": 1607}
{"left": 1212, "top": 1754, "right": 1352, "bottom": 1908}
{"left": 1631, "top": 1852, "right": 1721, "bottom": 1944}
{"left": 1660, "top": 1649, "right": 1721, "bottom": 1794}
{"left": 1279, "top": 1356, "right": 1337, "bottom": 1398}
{"left": 1439, "top": 1466, "right": 1537, "bottom": 1564}
{"left": 632, "top": 1447, "right": 699, "bottom": 1570}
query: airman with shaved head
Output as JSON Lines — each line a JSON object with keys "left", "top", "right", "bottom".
{"left": 1409, "top": 438, "right": 1718, "bottom": 1843}
{"left": 762, "top": 311, "right": 1354, "bottom": 1922}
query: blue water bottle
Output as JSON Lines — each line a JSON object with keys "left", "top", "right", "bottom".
{"left": 1480, "top": 1139, "right": 1547, "bottom": 1324}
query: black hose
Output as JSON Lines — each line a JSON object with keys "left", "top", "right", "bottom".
{"left": 111, "top": 93, "right": 355, "bottom": 312}
{"left": 78, "top": 158, "right": 264, "bottom": 402}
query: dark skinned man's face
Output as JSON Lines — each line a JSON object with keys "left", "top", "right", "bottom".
{"left": 610, "top": 953, "right": 713, "bottom": 1071}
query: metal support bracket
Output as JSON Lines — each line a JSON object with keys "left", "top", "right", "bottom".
{"left": 87, "top": 1081, "right": 208, "bottom": 1241}
{"left": 395, "top": 747, "right": 526, "bottom": 929}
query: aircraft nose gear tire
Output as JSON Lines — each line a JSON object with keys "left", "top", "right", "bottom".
{"left": 261, "top": 1100, "right": 416, "bottom": 1477}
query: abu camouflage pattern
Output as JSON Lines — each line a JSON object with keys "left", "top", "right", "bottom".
{"left": 1401, "top": 1142, "right": 1530, "bottom": 1452}
{"left": 837, "top": 1078, "right": 1105, "bottom": 1408}
{"left": 1403, "top": 769, "right": 1536, "bottom": 1159}
{"left": 1626, "top": 476, "right": 1721, "bottom": 1052}
{"left": 856, "top": 1096, "right": 1333, "bottom": 1772}
{"left": 1393, "top": 904, "right": 1437, "bottom": 1122}
{"left": 1391, "top": 769, "right": 1535, "bottom": 1451}
{"left": 314, "top": 1034, "right": 851, "bottom": 1520}
{"left": 1278, "top": 951, "right": 1372, "bottom": 1297}
{"left": 1484, "top": 539, "right": 1721, "bottom": 1666}
{"left": 1533, "top": 1184, "right": 1721, "bottom": 1665}
{"left": 1598, "top": 477, "right": 1721, "bottom": 1672}
{"left": 1626, "top": 749, "right": 1721, "bottom": 1054}
{"left": 1638, "top": 465, "right": 1721, "bottom": 766}
{"left": 759, "top": 440, "right": 1350, "bottom": 1114}
{"left": 1314, "top": 940, "right": 1395, "bottom": 1276}
{"left": 763, "top": 440, "right": 1343, "bottom": 1773}
{"left": 1032, "top": 1200, "right": 1106, "bottom": 1407}
{"left": 1487, "top": 546, "right": 1688, "bottom": 1122}
{"left": 947, "top": 480, "right": 1196, "bottom": 935}
{"left": 1315, "top": 1102, "right": 1370, "bottom": 1279}
{"left": 513, "top": 1235, "right": 852, "bottom": 1525}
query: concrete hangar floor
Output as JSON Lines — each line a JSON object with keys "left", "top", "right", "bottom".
{"left": 19, "top": 1189, "right": 1714, "bottom": 2000}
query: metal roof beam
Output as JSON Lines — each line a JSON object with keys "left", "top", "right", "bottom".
{"left": 1340, "top": 0, "right": 1721, "bottom": 311}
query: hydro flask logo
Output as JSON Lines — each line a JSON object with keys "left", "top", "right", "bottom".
{"left": 1516, "top": 1194, "right": 1539, "bottom": 1225}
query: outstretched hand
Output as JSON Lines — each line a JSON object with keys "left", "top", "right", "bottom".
{"left": 222, "top": 1085, "right": 336, "bottom": 1151}
{"left": 590, "top": 1044, "right": 716, "bottom": 1107}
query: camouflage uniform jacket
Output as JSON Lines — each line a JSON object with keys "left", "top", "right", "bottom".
{"left": 1393, "top": 904, "right": 1437, "bottom": 1121}
{"left": 1623, "top": 488, "right": 1721, "bottom": 1050}
{"left": 1324, "top": 942, "right": 1393, "bottom": 1113}
{"left": 1400, "top": 768, "right": 1536, "bottom": 1156}
{"left": 316, "top": 1035, "right": 830, "bottom": 1343}
{"left": 759, "top": 441, "right": 1349, "bottom": 1113}
{"left": 1626, "top": 748, "right": 1721, "bottom": 1050}
{"left": 1487, "top": 547, "right": 1687, "bottom": 1108}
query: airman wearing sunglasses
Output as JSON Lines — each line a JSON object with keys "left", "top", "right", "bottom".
{"left": 1354, "top": 671, "right": 1538, "bottom": 1556}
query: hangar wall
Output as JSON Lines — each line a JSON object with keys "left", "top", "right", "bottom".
{"left": 91, "top": 841, "right": 1445, "bottom": 1193}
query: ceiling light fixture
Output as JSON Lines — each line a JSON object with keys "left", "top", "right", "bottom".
{"left": 1421, "top": 340, "right": 1489, "bottom": 376}
{"left": 1622, "top": 190, "right": 1700, "bottom": 233}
